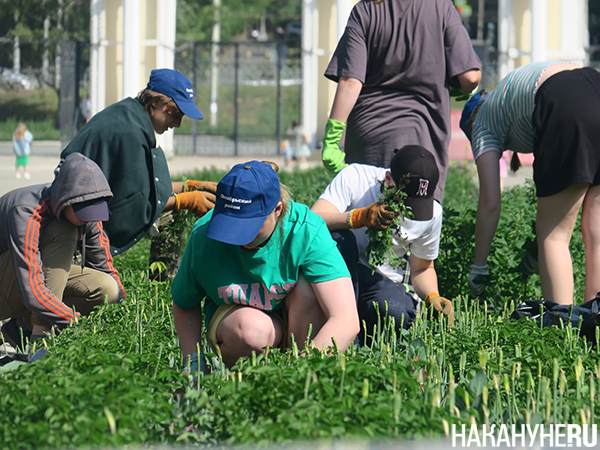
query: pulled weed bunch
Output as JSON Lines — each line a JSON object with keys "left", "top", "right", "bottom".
{"left": 365, "top": 173, "right": 413, "bottom": 270}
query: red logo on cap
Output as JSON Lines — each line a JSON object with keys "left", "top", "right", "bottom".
{"left": 417, "top": 179, "right": 429, "bottom": 196}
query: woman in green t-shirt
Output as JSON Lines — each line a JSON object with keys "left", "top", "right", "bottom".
{"left": 172, "top": 161, "right": 359, "bottom": 376}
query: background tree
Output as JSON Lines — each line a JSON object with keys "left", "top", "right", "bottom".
{"left": 176, "top": 0, "right": 301, "bottom": 43}
{"left": 0, "top": 0, "right": 90, "bottom": 75}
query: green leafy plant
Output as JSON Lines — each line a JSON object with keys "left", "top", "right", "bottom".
{"left": 365, "top": 175, "right": 412, "bottom": 270}
{"left": 0, "top": 165, "right": 597, "bottom": 450}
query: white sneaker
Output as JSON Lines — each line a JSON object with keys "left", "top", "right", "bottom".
{"left": 16, "top": 172, "right": 21, "bottom": 179}
{"left": 24, "top": 172, "right": 31, "bottom": 179}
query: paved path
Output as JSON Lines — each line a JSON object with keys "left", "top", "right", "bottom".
{"left": 0, "top": 138, "right": 533, "bottom": 198}
{"left": 0, "top": 141, "right": 321, "bottom": 197}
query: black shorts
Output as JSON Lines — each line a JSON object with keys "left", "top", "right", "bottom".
{"left": 532, "top": 67, "right": 600, "bottom": 197}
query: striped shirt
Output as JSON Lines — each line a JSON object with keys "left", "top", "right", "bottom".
{"left": 471, "top": 61, "right": 559, "bottom": 160}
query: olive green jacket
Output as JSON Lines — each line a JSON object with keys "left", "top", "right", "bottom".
{"left": 61, "top": 97, "right": 172, "bottom": 255}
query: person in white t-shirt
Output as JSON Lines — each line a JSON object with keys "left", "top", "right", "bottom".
{"left": 311, "top": 145, "right": 453, "bottom": 342}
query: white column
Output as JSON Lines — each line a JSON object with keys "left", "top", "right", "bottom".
{"left": 560, "top": 0, "right": 586, "bottom": 63}
{"left": 336, "top": 0, "right": 353, "bottom": 40}
{"left": 156, "top": 0, "right": 176, "bottom": 69}
{"left": 581, "top": 0, "right": 590, "bottom": 65}
{"left": 210, "top": 0, "right": 221, "bottom": 128}
{"left": 497, "top": 0, "right": 513, "bottom": 79}
{"left": 122, "top": 0, "right": 141, "bottom": 99}
{"left": 155, "top": 0, "right": 177, "bottom": 158}
{"left": 301, "top": 0, "right": 318, "bottom": 147}
{"left": 90, "top": 0, "right": 106, "bottom": 114}
{"left": 530, "top": 0, "right": 546, "bottom": 62}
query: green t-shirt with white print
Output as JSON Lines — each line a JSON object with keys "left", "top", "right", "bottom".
{"left": 171, "top": 200, "right": 350, "bottom": 327}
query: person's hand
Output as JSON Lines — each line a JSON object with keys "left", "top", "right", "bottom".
{"left": 183, "top": 180, "right": 218, "bottom": 194}
{"left": 350, "top": 202, "right": 396, "bottom": 230}
{"left": 518, "top": 252, "right": 538, "bottom": 275}
{"left": 449, "top": 86, "right": 471, "bottom": 102}
{"left": 468, "top": 264, "right": 490, "bottom": 297}
{"left": 174, "top": 191, "right": 216, "bottom": 217}
{"left": 425, "top": 292, "right": 455, "bottom": 327}
{"left": 182, "top": 352, "right": 209, "bottom": 388}
{"left": 322, "top": 119, "right": 348, "bottom": 174}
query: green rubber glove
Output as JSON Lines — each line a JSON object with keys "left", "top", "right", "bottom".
{"left": 322, "top": 119, "right": 348, "bottom": 174}
{"left": 449, "top": 86, "right": 471, "bottom": 102}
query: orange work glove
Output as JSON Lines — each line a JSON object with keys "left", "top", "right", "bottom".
{"left": 425, "top": 292, "right": 454, "bottom": 327}
{"left": 183, "top": 180, "right": 218, "bottom": 194}
{"left": 349, "top": 202, "right": 395, "bottom": 230}
{"left": 174, "top": 191, "right": 216, "bottom": 217}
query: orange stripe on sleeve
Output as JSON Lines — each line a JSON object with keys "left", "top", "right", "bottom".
{"left": 96, "top": 222, "right": 126, "bottom": 298}
{"left": 24, "top": 200, "right": 79, "bottom": 323}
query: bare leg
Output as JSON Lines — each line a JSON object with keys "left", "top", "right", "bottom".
{"left": 581, "top": 184, "right": 600, "bottom": 302}
{"left": 536, "top": 183, "right": 588, "bottom": 305}
{"left": 285, "top": 274, "right": 327, "bottom": 350}
{"left": 216, "top": 306, "right": 283, "bottom": 368}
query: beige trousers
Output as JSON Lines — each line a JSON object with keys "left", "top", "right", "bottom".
{"left": 0, "top": 218, "right": 120, "bottom": 330}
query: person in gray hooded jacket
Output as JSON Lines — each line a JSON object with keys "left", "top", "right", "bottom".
{"left": 0, "top": 152, "right": 125, "bottom": 346}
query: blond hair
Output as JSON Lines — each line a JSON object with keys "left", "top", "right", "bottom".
{"left": 277, "top": 183, "right": 291, "bottom": 224}
{"left": 261, "top": 160, "right": 292, "bottom": 225}
{"left": 259, "top": 160, "right": 293, "bottom": 242}
{"left": 13, "top": 122, "right": 27, "bottom": 140}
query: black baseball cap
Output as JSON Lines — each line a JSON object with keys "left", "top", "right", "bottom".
{"left": 390, "top": 145, "right": 439, "bottom": 221}
{"left": 72, "top": 198, "right": 110, "bottom": 222}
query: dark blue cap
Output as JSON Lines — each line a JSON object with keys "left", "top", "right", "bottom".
{"left": 460, "top": 89, "right": 489, "bottom": 139}
{"left": 206, "top": 161, "right": 281, "bottom": 246}
{"left": 73, "top": 198, "right": 110, "bottom": 222}
{"left": 147, "top": 69, "right": 203, "bottom": 119}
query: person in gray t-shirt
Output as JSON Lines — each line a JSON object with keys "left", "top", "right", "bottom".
{"left": 322, "top": 0, "right": 481, "bottom": 203}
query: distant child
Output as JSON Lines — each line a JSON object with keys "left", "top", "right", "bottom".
{"left": 287, "top": 121, "right": 311, "bottom": 169}
{"left": 281, "top": 138, "right": 292, "bottom": 167}
{"left": 13, "top": 122, "right": 33, "bottom": 179}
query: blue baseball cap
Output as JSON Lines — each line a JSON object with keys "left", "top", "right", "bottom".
{"left": 146, "top": 68, "right": 204, "bottom": 119}
{"left": 459, "top": 89, "right": 489, "bottom": 139}
{"left": 206, "top": 161, "right": 281, "bottom": 246}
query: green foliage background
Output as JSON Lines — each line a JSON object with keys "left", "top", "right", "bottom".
{"left": 437, "top": 163, "right": 586, "bottom": 305}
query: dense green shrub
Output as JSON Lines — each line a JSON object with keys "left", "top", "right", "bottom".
{"left": 438, "top": 165, "right": 586, "bottom": 307}
{"left": 0, "top": 164, "right": 595, "bottom": 449}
